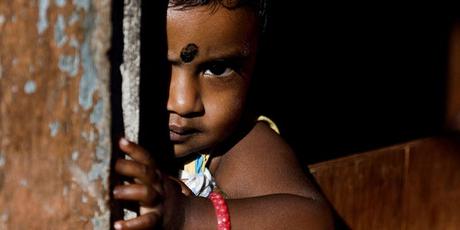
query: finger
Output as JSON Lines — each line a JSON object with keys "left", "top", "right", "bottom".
{"left": 113, "top": 184, "right": 161, "bottom": 206}
{"left": 169, "top": 176, "right": 193, "bottom": 196}
{"left": 115, "top": 159, "right": 160, "bottom": 185}
{"left": 119, "top": 138, "right": 154, "bottom": 166}
{"left": 114, "top": 211, "right": 162, "bottom": 230}
{"left": 114, "top": 159, "right": 165, "bottom": 196}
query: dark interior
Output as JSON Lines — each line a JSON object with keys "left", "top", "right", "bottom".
{"left": 255, "top": 3, "right": 459, "bottom": 164}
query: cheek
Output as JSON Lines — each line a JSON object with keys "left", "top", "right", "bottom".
{"left": 204, "top": 90, "right": 247, "bottom": 138}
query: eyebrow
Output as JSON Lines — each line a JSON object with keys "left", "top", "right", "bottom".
{"left": 168, "top": 48, "right": 251, "bottom": 66}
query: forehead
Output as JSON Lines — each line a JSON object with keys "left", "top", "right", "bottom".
{"left": 166, "top": 6, "right": 258, "bottom": 59}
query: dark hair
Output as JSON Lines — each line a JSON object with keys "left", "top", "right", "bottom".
{"left": 168, "top": 0, "right": 269, "bottom": 33}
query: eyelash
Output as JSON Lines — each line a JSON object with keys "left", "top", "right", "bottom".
{"left": 202, "top": 61, "right": 238, "bottom": 78}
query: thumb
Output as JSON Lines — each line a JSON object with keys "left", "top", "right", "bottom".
{"left": 169, "top": 176, "right": 194, "bottom": 196}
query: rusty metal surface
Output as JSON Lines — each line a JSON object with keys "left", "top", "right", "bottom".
{"left": 0, "top": 0, "right": 112, "bottom": 229}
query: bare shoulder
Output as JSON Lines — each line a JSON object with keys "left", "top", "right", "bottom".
{"left": 212, "top": 121, "right": 322, "bottom": 200}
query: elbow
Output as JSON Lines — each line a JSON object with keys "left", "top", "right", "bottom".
{"left": 295, "top": 195, "right": 335, "bottom": 230}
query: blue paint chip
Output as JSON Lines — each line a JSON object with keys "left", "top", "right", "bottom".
{"left": 58, "top": 54, "right": 80, "bottom": 77}
{"left": 0, "top": 152, "right": 5, "bottom": 167}
{"left": 55, "top": 0, "right": 66, "bottom": 7}
{"left": 96, "top": 145, "right": 109, "bottom": 161}
{"left": 90, "top": 99, "right": 104, "bottom": 125}
{"left": 78, "top": 37, "right": 97, "bottom": 110}
{"left": 88, "top": 162, "right": 104, "bottom": 181}
{"left": 68, "top": 12, "right": 80, "bottom": 25}
{"left": 54, "top": 14, "right": 67, "bottom": 47}
{"left": 73, "top": 0, "right": 90, "bottom": 11}
{"left": 24, "top": 80, "right": 37, "bottom": 94}
{"left": 71, "top": 151, "right": 79, "bottom": 161}
{"left": 37, "top": 0, "right": 50, "bottom": 34}
{"left": 49, "top": 121, "right": 60, "bottom": 137}
{"left": 69, "top": 37, "right": 80, "bottom": 48}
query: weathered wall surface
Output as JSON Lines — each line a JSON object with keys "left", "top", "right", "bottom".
{"left": 0, "top": 0, "right": 112, "bottom": 229}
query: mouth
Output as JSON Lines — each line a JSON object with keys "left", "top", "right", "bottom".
{"left": 169, "top": 124, "right": 198, "bottom": 142}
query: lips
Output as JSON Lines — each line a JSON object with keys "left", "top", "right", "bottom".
{"left": 169, "top": 124, "right": 198, "bottom": 142}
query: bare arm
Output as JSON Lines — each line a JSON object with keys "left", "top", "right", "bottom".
{"left": 113, "top": 123, "right": 333, "bottom": 229}
{"left": 181, "top": 122, "right": 333, "bottom": 229}
{"left": 182, "top": 194, "right": 332, "bottom": 230}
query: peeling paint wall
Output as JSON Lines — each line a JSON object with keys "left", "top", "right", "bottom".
{"left": 0, "top": 0, "right": 112, "bottom": 229}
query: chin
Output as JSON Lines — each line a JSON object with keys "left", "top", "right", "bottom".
{"left": 172, "top": 147, "right": 188, "bottom": 158}
{"left": 172, "top": 141, "right": 215, "bottom": 159}
{"left": 173, "top": 144, "right": 199, "bottom": 158}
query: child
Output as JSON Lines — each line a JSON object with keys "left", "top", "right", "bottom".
{"left": 113, "top": 0, "right": 333, "bottom": 229}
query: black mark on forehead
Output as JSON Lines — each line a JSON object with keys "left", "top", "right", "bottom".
{"left": 180, "top": 43, "right": 199, "bottom": 63}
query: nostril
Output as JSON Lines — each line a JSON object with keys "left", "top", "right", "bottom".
{"left": 167, "top": 84, "right": 204, "bottom": 117}
{"left": 167, "top": 97, "right": 204, "bottom": 117}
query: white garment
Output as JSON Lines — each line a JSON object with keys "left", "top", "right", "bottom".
{"left": 179, "top": 168, "right": 216, "bottom": 197}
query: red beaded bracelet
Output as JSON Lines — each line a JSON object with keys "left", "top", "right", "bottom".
{"left": 209, "top": 191, "right": 231, "bottom": 230}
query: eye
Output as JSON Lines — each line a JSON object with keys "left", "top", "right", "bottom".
{"left": 203, "top": 61, "right": 234, "bottom": 77}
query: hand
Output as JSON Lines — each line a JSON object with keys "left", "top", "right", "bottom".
{"left": 113, "top": 138, "right": 186, "bottom": 230}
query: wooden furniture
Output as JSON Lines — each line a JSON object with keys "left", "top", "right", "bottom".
{"left": 309, "top": 135, "right": 460, "bottom": 229}
{"left": 308, "top": 19, "right": 460, "bottom": 230}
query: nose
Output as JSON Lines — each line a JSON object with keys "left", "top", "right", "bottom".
{"left": 167, "top": 69, "right": 204, "bottom": 117}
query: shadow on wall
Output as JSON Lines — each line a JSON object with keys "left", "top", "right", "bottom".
{"left": 255, "top": 3, "right": 460, "bottom": 164}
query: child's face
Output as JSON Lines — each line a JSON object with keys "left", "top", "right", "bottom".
{"left": 166, "top": 5, "right": 259, "bottom": 157}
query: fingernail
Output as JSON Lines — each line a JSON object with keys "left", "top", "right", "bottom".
{"left": 120, "top": 138, "right": 129, "bottom": 146}
{"left": 114, "top": 222, "right": 122, "bottom": 230}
